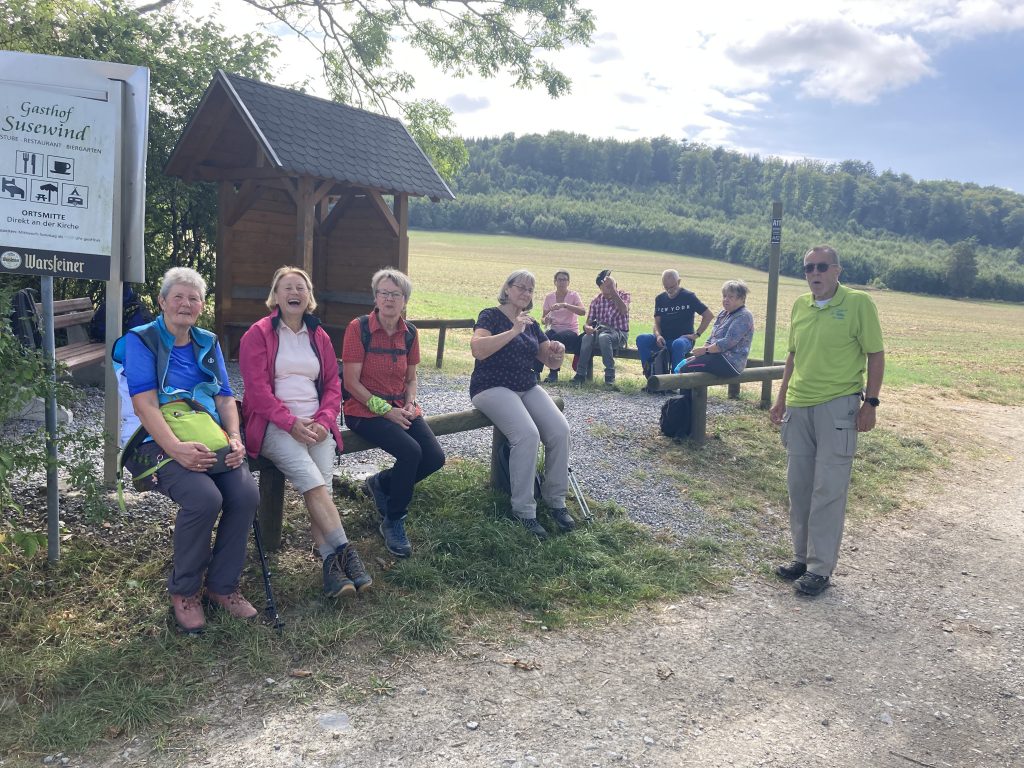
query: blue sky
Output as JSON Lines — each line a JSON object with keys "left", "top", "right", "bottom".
{"left": 199, "top": 0, "right": 1024, "bottom": 191}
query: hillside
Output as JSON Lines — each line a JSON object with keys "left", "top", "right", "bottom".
{"left": 410, "top": 133, "right": 1024, "bottom": 301}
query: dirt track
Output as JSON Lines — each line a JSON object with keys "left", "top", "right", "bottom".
{"left": 92, "top": 396, "right": 1024, "bottom": 768}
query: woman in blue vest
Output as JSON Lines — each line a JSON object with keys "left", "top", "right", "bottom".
{"left": 118, "top": 267, "right": 258, "bottom": 634}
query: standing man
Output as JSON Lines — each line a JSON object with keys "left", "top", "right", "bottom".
{"left": 635, "top": 269, "right": 714, "bottom": 374}
{"left": 572, "top": 269, "right": 631, "bottom": 387}
{"left": 769, "top": 245, "right": 884, "bottom": 597}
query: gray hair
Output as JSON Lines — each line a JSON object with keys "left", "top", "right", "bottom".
{"left": 662, "top": 269, "right": 680, "bottom": 281}
{"left": 722, "top": 279, "right": 749, "bottom": 300}
{"left": 804, "top": 245, "right": 840, "bottom": 267}
{"left": 371, "top": 267, "right": 413, "bottom": 299}
{"left": 498, "top": 269, "right": 535, "bottom": 311}
{"left": 160, "top": 267, "right": 206, "bottom": 303}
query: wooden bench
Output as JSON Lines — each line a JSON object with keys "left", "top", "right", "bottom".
{"left": 646, "top": 366, "right": 785, "bottom": 446}
{"left": 24, "top": 297, "right": 106, "bottom": 372}
{"left": 250, "top": 398, "right": 565, "bottom": 551}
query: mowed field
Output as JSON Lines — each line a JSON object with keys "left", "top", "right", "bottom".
{"left": 405, "top": 231, "right": 1024, "bottom": 403}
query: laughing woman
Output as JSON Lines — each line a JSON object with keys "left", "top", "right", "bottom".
{"left": 240, "top": 266, "right": 372, "bottom": 599}
{"left": 470, "top": 269, "right": 575, "bottom": 539}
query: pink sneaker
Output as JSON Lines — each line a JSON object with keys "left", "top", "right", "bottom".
{"left": 170, "top": 592, "right": 206, "bottom": 634}
{"left": 206, "top": 590, "right": 258, "bottom": 620}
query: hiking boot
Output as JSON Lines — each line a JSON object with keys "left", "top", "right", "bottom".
{"left": 339, "top": 543, "right": 372, "bottom": 593}
{"left": 794, "top": 572, "right": 831, "bottom": 596}
{"left": 206, "top": 589, "right": 259, "bottom": 619}
{"left": 364, "top": 473, "right": 388, "bottom": 518}
{"left": 518, "top": 517, "right": 549, "bottom": 540}
{"left": 604, "top": 373, "right": 616, "bottom": 385}
{"left": 322, "top": 549, "right": 357, "bottom": 598}
{"left": 379, "top": 516, "right": 412, "bottom": 558}
{"left": 774, "top": 560, "right": 807, "bottom": 581}
{"left": 548, "top": 507, "right": 577, "bottom": 532}
{"left": 544, "top": 371, "right": 559, "bottom": 383}
{"left": 170, "top": 591, "right": 205, "bottom": 634}
{"left": 570, "top": 375, "right": 586, "bottom": 387}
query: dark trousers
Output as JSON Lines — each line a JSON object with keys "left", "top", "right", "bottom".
{"left": 678, "top": 353, "right": 740, "bottom": 378}
{"left": 345, "top": 415, "right": 446, "bottom": 519}
{"left": 533, "top": 329, "right": 581, "bottom": 374}
{"left": 130, "top": 443, "right": 258, "bottom": 597}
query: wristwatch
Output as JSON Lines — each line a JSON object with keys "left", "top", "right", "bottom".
{"left": 862, "top": 395, "right": 880, "bottom": 407}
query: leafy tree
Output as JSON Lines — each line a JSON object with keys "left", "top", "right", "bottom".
{"left": 947, "top": 240, "right": 978, "bottom": 296}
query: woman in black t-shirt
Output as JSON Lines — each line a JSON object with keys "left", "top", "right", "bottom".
{"left": 470, "top": 270, "right": 575, "bottom": 539}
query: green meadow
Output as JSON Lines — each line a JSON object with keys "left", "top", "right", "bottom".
{"left": 406, "top": 231, "right": 1024, "bottom": 403}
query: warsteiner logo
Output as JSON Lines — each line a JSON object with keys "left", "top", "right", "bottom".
{"left": 1, "top": 250, "right": 22, "bottom": 270}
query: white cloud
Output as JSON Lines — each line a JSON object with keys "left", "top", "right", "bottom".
{"left": 725, "top": 19, "right": 934, "bottom": 103}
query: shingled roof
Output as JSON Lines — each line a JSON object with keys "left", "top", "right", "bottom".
{"left": 168, "top": 70, "right": 454, "bottom": 201}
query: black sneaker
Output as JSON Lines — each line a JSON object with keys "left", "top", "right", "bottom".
{"left": 544, "top": 371, "right": 559, "bottom": 383}
{"left": 548, "top": 507, "right": 576, "bottom": 532}
{"left": 322, "top": 550, "right": 357, "bottom": 598}
{"left": 794, "top": 572, "right": 830, "bottom": 596}
{"left": 364, "top": 473, "right": 388, "bottom": 518}
{"left": 774, "top": 560, "right": 807, "bottom": 581}
{"left": 570, "top": 375, "right": 586, "bottom": 387}
{"left": 339, "top": 543, "right": 372, "bottom": 593}
{"left": 380, "top": 516, "right": 412, "bottom": 558}
{"left": 518, "top": 517, "right": 549, "bottom": 540}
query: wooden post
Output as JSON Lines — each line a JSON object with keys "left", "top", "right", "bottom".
{"left": 215, "top": 181, "right": 233, "bottom": 345}
{"left": 727, "top": 382, "right": 740, "bottom": 399}
{"left": 435, "top": 324, "right": 447, "bottom": 368}
{"left": 295, "top": 176, "right": 315, "bottom": 274}
{"left": 690, "top": 386, "right": 708, "bottom": 446}
{"left": 258, "top": 463, "right": 286, "bottom": 551}
{"left": 394, "top": 193, "right": 409, "bottom": 274}
{"left": 761, "top": 201, "right": 783, "bottom": 408}
{"left": 490, "top": 425, "right": 506, "bottom": 490}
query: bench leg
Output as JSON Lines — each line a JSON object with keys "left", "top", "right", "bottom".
{"left": 257, "top": 463, "right": 286, "bottom": 552}
{"left": 489, "top": 426, "right": 506, "bottom": 491}
{"left": 689, "top": 386, "right": 708, "bottom": 446}
{"left": 727, "top": 382, "right": 740, "bottom": 400}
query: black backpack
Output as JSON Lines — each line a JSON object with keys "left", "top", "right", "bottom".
{"left": 89, "top": 284, "right": 152, "bottom": 342}
{"left": 493, "top": 436, "right": 543, "bottom": 500}
{"left": 9, "top": 288, "right": 42, "bottom": 349}
{"left": 340, "top": 314, "right": 417, "bottom": 402}
{"left": 659, "top": 391, "right": 692, "bottom": 441}
{"left": 645, "top": 346, "right": 672, "bottom": 393}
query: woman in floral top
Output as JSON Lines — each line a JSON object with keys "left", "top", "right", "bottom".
{"left": 674, "top": 280, "right": 755, "bottom": 377}
{"left": 470, "top": 269, "right": 575, "bottom": 540}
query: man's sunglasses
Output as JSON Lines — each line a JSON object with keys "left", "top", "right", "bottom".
{"left": 803, "top": 262, "right": 834, "bottom": 274}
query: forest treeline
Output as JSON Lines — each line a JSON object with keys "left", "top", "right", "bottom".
{"left": 410, "top": 132, "right": 1024, "bottom": 302}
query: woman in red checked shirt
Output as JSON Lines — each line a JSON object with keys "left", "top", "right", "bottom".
{"left": 342, "top": 268, "right": 445, "bottom": 559}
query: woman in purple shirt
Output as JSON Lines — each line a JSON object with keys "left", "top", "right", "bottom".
{"left": 470, "top": 270, "right": 575, "bottom": 539}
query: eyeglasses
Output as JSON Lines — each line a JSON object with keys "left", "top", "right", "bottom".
{"left": 376, "top": 290, "right": 404, "bottom": 300}
{"left": 511, "top": 283, "right": 534, "bottom": 294}
{"left": 803, "top": 262, "right": 834, "bottom": 274}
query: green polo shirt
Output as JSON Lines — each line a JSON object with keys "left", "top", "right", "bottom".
{"left": 786, "top": 284, "right": 884, "bottom": 407}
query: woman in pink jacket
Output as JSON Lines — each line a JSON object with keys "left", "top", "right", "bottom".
{"left": 240, "top": 266, "right": 371, "bottom": 599}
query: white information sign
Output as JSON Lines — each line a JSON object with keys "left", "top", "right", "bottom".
{"left": 0, "top": 82, "right": 118, "bottom": 280}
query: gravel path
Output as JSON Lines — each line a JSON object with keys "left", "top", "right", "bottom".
{"left": 1, "top": 367, "right": 742, "bottom": 541}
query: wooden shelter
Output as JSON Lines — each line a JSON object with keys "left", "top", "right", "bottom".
{"left": 165, "top": 70, "right": 454, "bottom": 355}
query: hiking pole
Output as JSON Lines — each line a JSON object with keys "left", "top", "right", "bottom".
{"left": 567, "top": 466, "right": 593, "bottom": 522}
{"left": 251, "top": 518, "right": 284, "bottom": 634}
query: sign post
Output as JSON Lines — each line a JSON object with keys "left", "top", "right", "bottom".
{"left": 0, "top": 53, "right": 148, "bottom": 562}
{"left": 761, "top": 202, "right": 783, "bottom": 408}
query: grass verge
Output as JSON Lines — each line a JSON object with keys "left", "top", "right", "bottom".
{"left": 0, "top": 459, "right": 726, "bottom": 758}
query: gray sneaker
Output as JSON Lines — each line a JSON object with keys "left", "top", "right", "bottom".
{"left": 322, "top": 550, "right": 356, "bottom": 598}
{"left": 380, "top": 516, "right": 412, "bottom": 558}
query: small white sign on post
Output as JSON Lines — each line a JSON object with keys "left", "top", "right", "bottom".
{"left": 0, "top": 83, "right": 118, "bottom": 280}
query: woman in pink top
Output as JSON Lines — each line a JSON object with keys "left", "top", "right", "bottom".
{"left": 240, "top": 266, "right": 371, "bottom": 601}
{"left": 534, "top": 270, "right": 585, "bottom": 382}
